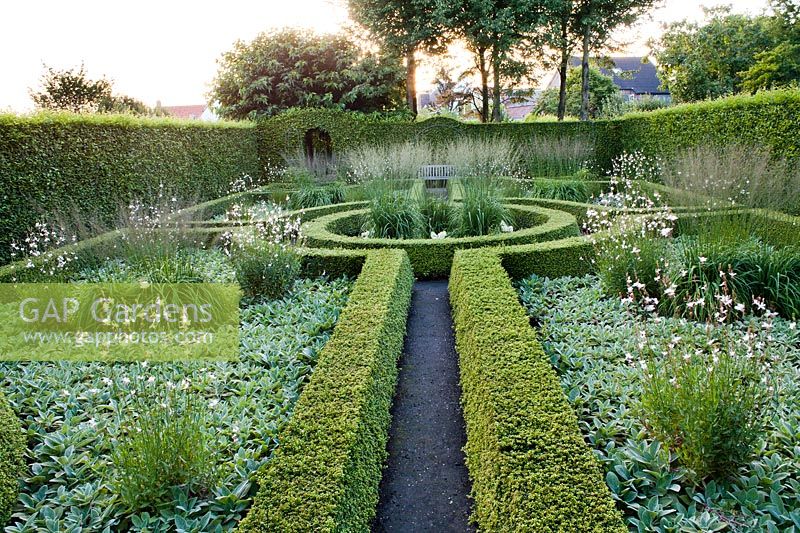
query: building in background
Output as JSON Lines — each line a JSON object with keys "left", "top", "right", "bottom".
{"left": 158, "top": 103, "right": 218, "bottom": 121}
{"left": 543, "top": 57, "right": 671, "bottom": 102}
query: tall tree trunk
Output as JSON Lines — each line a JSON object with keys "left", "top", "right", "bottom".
{"left": 478, "top": 47, "right": 489, "bottom": 123}
{"left": 580, "top": 23, "right": 590, "bottom": 122}
{"left": 557, "top": 18, "right": 569, "bottom": 121}
{"left": 491, "top": 45, "right": 502, "bottom": 122}
{"left": 406, "top": 47, "right": 418, "bottom": 116}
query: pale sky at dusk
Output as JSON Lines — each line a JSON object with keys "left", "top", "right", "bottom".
{"left": 0, "top": 0, "right": 770, "bottom": 112}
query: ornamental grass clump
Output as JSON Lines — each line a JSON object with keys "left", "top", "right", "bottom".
{"left": 343, "top": 141, "right": 432, "bottom": 182}
{"left": 443, "top": 137, "right": 520, "bottom": 178}
{"left": 112, "top": 385, "right": 218, "bottom": 512}
{"left": 456, "top": 177, "right": 511, "bottom": 237}
{"left": 417, "top": 191, "right": 455, "bottom": 235}
{"left": 526, "top": 179, "right": 590, "bottom": 202}
{"left": 662, "top": 143, "right": 800, "bottom": 216}
{"left": 363, "top": 185, "right": 425, "bottom": 239}
{"left": 518, "top": 134, "right": 594, "bottom": 177}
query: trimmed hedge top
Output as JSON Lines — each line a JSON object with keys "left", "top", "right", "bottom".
{"left": 239, "top": 248, "right": 414, "bottom": 532}
{"left": 301, "top": 202, "right": 581, "bottom": 278}
{"left": 449, "top": 249, "right": 626, "bottom": 532}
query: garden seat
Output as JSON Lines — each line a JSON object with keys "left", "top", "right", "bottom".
{"left": 418, "top": 164, "right": 456, "bottom": 195}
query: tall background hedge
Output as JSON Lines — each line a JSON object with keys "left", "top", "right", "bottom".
{"left": 0, "top": 113, "right": 259, "bottom": 264}
{"left": 1, "top": 89, "right": 798, "bottom": 265}
{"left": 258, "top": 90, "right": 800, "bottom": 171}
{"left": 598, "top": 89, "right": 800, "bottom": 167}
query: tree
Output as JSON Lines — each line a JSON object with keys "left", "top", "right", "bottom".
{"left": 30, "top": 63, "right": 160, "bottom": 116}
{"left": 348, "top": 0, "right": 447, "bottom": 115}
{"left": 741, "top": 0, "right": 800, "bottom": 91}
{"left": 538, "top": 0, "right": 583, "bottom": 120}
{"left": 650, "top": 7, "right": 775, "bottom": 102}
{"left": 30, "top": 63, "right": 113, "bottom": 112}
{"left": 573, "top": 0, "right": 659, "bottom": 120}
{"left": 447, "top": 0, "right": 547, "bottom": 122}
{"left": 210, "top": 29, "right": 404, "bottom": 120}
{"left": 533, "top": 66, "right": 620, "bottom": 117}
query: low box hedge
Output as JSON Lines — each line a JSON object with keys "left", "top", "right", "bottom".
{"left": 238, "top": 248, "right": 414, "bottom": 532}
{"left": 449, "top": 249, "right": 625, "bottom": 532}
{"left": 302, "top": 203, "right": 581, "bottom": 278}
{"left": 0, "top": 392, "right": 25, "bottom": 525}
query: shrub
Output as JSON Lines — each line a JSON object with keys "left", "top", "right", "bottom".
{"left": 230, "top": 241, "right": 301, "bottom": 300}
{"left": 0, "top": 112, "right": 259, "bottom": 265}
{"left": 0, "top": 393, "right": 25, "bottom": 525}
{"left": 238, "top": 249, "right": 414, "bottom": 532}
{"left": 449, "top": 250, "right": 625, "bottom": 531}
{"left": 640, "top": 333, "right": 771, "bottom": 481}
{"left": 112, "top": 387, "right": 218, "bottom": 511}
{"left": 227, "top": 214, "right": 303, "bottom": 300}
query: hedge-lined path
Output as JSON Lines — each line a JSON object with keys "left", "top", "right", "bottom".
{"left": 373, "top": 281, "right": 474, "bottom": 533}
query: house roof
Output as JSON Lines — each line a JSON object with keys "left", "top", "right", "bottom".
{"left": 162, "top": 105, "right": 207, "bottom": 119}
{"left": 568, "top": 57, "right": 668, "bottom": 95}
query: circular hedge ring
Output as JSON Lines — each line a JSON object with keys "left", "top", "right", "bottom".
{"left": 301, "top": 203, "right": 580, "bottom": 278}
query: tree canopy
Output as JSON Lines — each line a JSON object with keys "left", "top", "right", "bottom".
{"left": 649, "top": 6, "right": 793, "bottom": 102}
{"left": 348, "top": 0, "right": 447, "bottom": 115}
{"left": 533, "top": 66, "right": 619, "bottom": 118}
{"left": 210, "top": 29, "right": 405, "bottom": 120}
{"left": 29, "top": 63, "right": 158, "bottom": 115}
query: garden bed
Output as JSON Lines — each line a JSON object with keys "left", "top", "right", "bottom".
{"left": 518, "top": 275, "right": 800, "bottom": 532}
{"left": 0, "top": 247, "right": 353, "bottom": 531}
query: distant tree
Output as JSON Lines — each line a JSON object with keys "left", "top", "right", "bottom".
{"left": 210, "top": 29, "right": 404, "bottom": 120}
{"left": 741, "top": 0, "right": 800, "bottom": 91}
{"left": 447, "top": 0, "right": 547, "bottom": 122}
{"left": 428, "top": 66, "right": 473, "bottom": 112}
{"left": 348, "top": 0, "right": 447, "bottom": 116}
{"left": 538, "top": 0, "right": 582, "bottom": 120}
{"left": 30, "top": 63, "right": 161, "bottom": 116}
{"left": 650, "top": 7, "right": 775, "bottom": 102}
{"left": 573, "top": 0, "right": 659, "bottom": 120}
{"left": 30, "top": 63, "right": 113, "bottom": 112}
{"left": 533, "top": 66, "right": 619, "bottom": 118}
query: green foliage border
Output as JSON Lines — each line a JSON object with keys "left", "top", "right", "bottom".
{"left": 238, "top": 248, "right": 414, "bottom": 532}
{"left": 449, "top": 249, "right": 626, "bottom": 532}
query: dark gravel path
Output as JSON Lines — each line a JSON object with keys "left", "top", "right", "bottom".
{"left": 373, "top": 281, "right": 474, "bottom": 533}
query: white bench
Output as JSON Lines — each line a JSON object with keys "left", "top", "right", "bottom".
{"left": 418, "top": 165, "right": 456, "bottom": 195}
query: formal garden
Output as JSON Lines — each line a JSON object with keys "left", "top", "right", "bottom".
{"left": 0, "top": 88, "right": 798, "bottom": 532}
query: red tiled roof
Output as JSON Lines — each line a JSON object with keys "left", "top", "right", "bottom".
{"left": 162, "top": 105, "right": 207, "bottom": 119}
{"left": 506, "top": 104, "right": 535, "bottom": 121}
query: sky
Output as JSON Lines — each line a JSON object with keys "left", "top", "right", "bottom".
{"left": 0, "top": 0, "right": 771, "bottom": 112}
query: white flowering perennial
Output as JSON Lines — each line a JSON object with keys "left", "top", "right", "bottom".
{"left": 10, "top": 220, "right": 78, "bottom": 277}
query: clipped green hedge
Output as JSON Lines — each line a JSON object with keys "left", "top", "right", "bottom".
{"left": 302, "top": 203, "right": 580, "bottom": 278}
{"left": 599, "top": 89, "right": 800, "bottom": 167}
{"left": 0, "top": 112, "right": 259, "bottom": 264}
{"left": 449, "top": 249, "right": 625, "bottom": 532}
{"left": 259, "top": 90, "right": 800, "bottom": 173}
{"left": 0, "top": 392, "right": 25, "bottom": 525}
{"left": 499, "top": 236, "right": 595, "bottom": 280}
{"left": 238, "top": 248, "right": 414, "bottom": 532}
{"left": 257, "top": 108, "right": 599, "bottom": 167}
